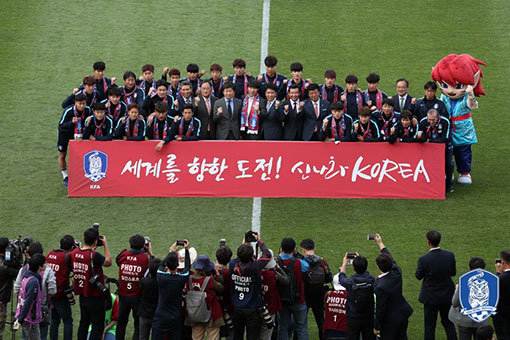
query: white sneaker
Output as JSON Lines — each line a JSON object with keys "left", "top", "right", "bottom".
{"left": 457, "top": 174, "right": 472, "bottom": 184}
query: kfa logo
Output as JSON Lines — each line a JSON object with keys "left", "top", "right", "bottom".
{"left": 459, "top": 269, "right": 499, "bottom": 322}
{"left": 84, "top": 150, "right": 108, "bottom": 183}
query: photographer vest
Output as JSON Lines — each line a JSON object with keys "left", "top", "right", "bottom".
{"left": 46, "top": 249, "right": 69, "bottom": 298}
{"left": 116, "top": 249, "right": 150, "bottom": 297}
{"left": 228, "top": 259, "right": 263, "bottom": 309}
{"left": 70, "top": 248, "right": 104, "bottom": 297}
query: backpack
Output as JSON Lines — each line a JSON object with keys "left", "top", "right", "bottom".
{"left": 352, "top": 281, "right": 374, "bottom": 315}
{"left": 304, "top": 259, "right": 325, "bottom": 286}
{"left": 276, "top": 257, "right": 300, "bottom": 305}
{"left": 185, "top": 276, "right": 212, "bottom": 323}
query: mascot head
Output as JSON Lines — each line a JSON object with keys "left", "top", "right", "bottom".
{"left": 431, "top": 54, "right": 486, "bottom": 99}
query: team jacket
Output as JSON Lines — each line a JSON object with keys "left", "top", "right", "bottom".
{"left": 372, "top": 111, "right": 400, "bottom": 141}
{"left": 58, "top": 105, "right": 92, "bottom": 136}
{"left": 146, "top": 116, "right": 174, "bottom": 140}
{"left": 163, "top": 117, "right": 200, "bottom": 143}
{"left": 320, "top": 114, "right": 353, "bottom": 142}
{"left": 114, "top": 118, "right": 146, "bottom": 141}
{"left": 83, "top": 116, "right": 113, "bottom": 140}
{"left": 418, "top": 116, "right": 451, "bottom": 144}
{"left": 388, "top": 121, "right": 418, "bottom": 144}
{"left": 352, "top": 119, "right": 380, "bottom": 142}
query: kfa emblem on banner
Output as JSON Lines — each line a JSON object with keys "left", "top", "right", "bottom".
{"left": 459, "top": 269, "right": 499, "bottom": 322}
{"left": 84, "top": 150, "right": 108, "bottom": 183}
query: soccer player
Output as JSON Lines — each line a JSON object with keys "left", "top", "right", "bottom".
{"left": 391, "top": 78, "right": 416, "bottom": 113}
{"left": 282, "top": 84, "right": 305, "bottom": 140}
{"left": 413, "top": 81, "right": 450, "bottom": 122}
{"left": 114, "top": 103, "right": 146, "bottom": 141}
{"left": 120, "top": 71, "right": 145, "bottom": 108}
{"left": 193, "top": 81, "right": 218, "bottom": 139}
{"left": 257, "top": 55, "right": 287, "bottom": 100}
{"left": 90, "top": 61, "right": 114, "bottom": 101}
{"left": 240, "top": 80, "right": 262, "bottom": 140}
{"left": 62, "top": 76, "right": 98, "bottom": 108}
{"left": 388, "top": 110, "right": 417, "bottom": 143}
{"left": 166, "top": 68, "right": 181, "bottom": 99}
{"left": 372, "top": 98, "right": 400, "bottom": 142}
{"left": 320, "top": 101, "right": 353, "bottom": 142}
{"left": 181, "top": 63, "right": 205, "bottom": 96}
{"left": 83, "top": 102, "right": 113, "bottom": 141}
{"left": 58, "top": 93, "right": 92, "bottom": 186}
{"left": 302, "top": 83, "right": 331, "bottom": 141}
{"left": 138, "top": 64, "right": 157, "bottom": 98}
{"left": 321, "top": 69, "right": 344, "bottom": 104}
{"left": 260, "top": 83, "right": 284, "bottom": 140}
{"left": 143, "top": 80, "right": 175, "bottom": 118}
{"left": 147, "top": 102, "right": 173, "bottom": 140}
{"left": 207, "top": 63, "right": 224, "bottom": 99}
{"left": 175, "top": 81, "right": 195, "bottom": 115}
{"left": 285, "top": 62, "right": 309, "bottom": 101}
{"left": 102, "top": 86, "right": 127, "bottom": 127}
{"left": 227, "top": 58, "right": 254, "bottom": 99}
{"left": 362, "top": 73, "right": 387, "bottom": 111}
{"left": 418, "top": 109, "right": 454, "bottom": 193}
{"left": 353, "top": 107, "right": 380, "bottom": 142}
{"left": 155, "top": 104, "right": 200, "bottom": 150}
{"left": 340, "top": 74, "right": 363, "bottom": 120}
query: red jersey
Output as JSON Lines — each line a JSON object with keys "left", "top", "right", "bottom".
{"left": 323, "top": 290, "right": 347, "bottom": 333}
{"left": 185, "top": 275, "right": 223, "bottom": 320}
{"left": 261, "top": 269, "right": 282, "bottom": 315}
{"left": 116, "top": 249, "right": 150, "bottom": 297}
{"left": 46, "top": 249, "right": 69, "bottom": 297}
{"left": 70, "top": 248, "right": 105, "bottom": 297}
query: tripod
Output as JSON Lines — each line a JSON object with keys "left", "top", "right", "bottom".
{"left": 4, "top": 286, "right": 17, "bottom": 340}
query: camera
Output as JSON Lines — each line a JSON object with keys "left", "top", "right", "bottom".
{"left": 5, "top": 235, "right": 32, "bottom": 269}
{"left": 144, "top": 236, "right": 151, "bottom": 247}
{"left": 496, "top": 259, "right": 502, "bottom": 265}
{"left": 223, "top": 308, "right": 234, "bottom": 329}
{"left": 176, "top": 240, "right": 186, "bottom": 246}
{"left": 258, "top": 305, "right": 274, "bottom": 328}
{"left": 346, "top": 253, "right": 357, "bottom": 259}
{"left": 63, "top": 286, "right": 75, "bottom": 305}
{"left": 219, "top": 239, "right": 226, "bottom": 247}
{"left": 367, "top": 235, "right": 376, "bottom": 241}
{"left": 89, "top": 274, "right": 108, "bottom": 294}
{"left": 245, "top": 230, "right": 257, "bottom": 243}
{"left": 93, "top": 223, "right": 104, "bottom": 247}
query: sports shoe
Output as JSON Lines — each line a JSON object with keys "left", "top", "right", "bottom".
{"left": 457, "top": 173, "right": 472, "bottom": 184}
{"left": 63, "top": 177, "right": 69, "bottom": 187}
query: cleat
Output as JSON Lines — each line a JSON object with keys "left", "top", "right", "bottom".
{"left": 63, "top": 177, "right": 69, "bottom": 187}
{"left": 457, "top": 173, "right": 472, "bottom": 184}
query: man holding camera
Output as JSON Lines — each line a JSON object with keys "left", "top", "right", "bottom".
{"left": 0, "top": 237, "right": 21, "bottom": 340}
{"left": 115, "top": 234, "right": 152, "bottom": 340}
{"left": 70, "top": 227, "right": 112, "bottom": 340}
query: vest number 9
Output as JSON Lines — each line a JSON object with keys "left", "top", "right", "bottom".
{"left": 239, "top": 293, "right": 244, "bottom": 300}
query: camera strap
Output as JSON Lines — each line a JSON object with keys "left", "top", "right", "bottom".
{"left": 89, "top": 251, "right": 96, "bottom": 277}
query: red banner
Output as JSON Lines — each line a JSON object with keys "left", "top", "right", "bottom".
{"left": 68, "top": 141, "right": 445, "bottom": 199}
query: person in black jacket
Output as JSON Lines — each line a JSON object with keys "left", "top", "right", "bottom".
{"left": 353, "top": 107, "right": 380, "bottom": 142}
{"left": 493, "top": 250, "right": 510, "bottom": 340}
{"left": 0, "top": 238, "right": 21, "bottom": 339}
{"left": 388, "top": 110, "right": 417, "bottom": 144}
{"left": 320, "top": 101, "right": 353, "bottom": 142}
{"left": 83, "top": 102, "right": 113, "bottom": 141}
{"left": 412, "top": 81, "right": 449, "bottom": 122}
{"left": 139, "top": 258, "right": 161, "bottom": 340}
{"left": 114, "top": 103, "right": 146, "bottom": 141}
{"left": 338, "top": 253, "right": 376, "bottom": 340}
{"left": 373, "top": 234, "right": 413, "bottom": 339}
{"left": 146, "top": 102, "right": 173, "bottom": 141}
{"left": 155, "top": 104, "right": 200, "bottom": 151}
{"left": 260, "top": 83, "right": 284, "bottom": 140}
{"left": 416, "top": 230, "right": 457, "bottom": 340}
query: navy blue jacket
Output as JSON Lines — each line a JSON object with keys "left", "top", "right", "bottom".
{"left": 338, "top": 271, "right": 375, "bottom": 318}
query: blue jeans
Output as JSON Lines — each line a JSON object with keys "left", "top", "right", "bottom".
{"left": 277, "top": 302, "right": 308, "bottom": 340}
{"left": 50, "top": 297, "right": 73, "bottom": 340}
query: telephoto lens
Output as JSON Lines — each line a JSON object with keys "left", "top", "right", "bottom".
{"left": 89, "top": 274, "right": 108, "bottom": 294}
{"left": 258, "top": 305, "right": 273, "bottom": 328}
{"left": 223, "top": 309, "right": 234, "bottom": 329}
{"left": 63, "top": 286, "right": 75, "bottom": 305}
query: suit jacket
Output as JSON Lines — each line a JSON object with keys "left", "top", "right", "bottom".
{"left": 259, "top": 99, "right": 284, "bottom": 140}
{"left": 193, "top": 95, "right": 218, "bottom": 139}
{"left": 415, "top": 248, "right": 456, "bottom": 305}
{"left": 176, "top": 95, "right": 195, "bottom": 115}
{"left": 391, "top": 94, "right": 415, "bottom": 113}
{"left": 494, "top": 270, "right": 510, "bottom": 321}
{"left": 302, "top": 99, "right": 331, "bottom": 141}
{"left": 213, "top": 97, "right": 242, "bottom": 140}
{"left": 282, "top": 99, "right": 304, "bottom": 141}
{"left": 374, "top": 247, "right": 413, "bottom": 331}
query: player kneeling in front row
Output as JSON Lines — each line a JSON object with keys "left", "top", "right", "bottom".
{"left": 155, "top": 104, "right": 200, "bottom": 151}
{"left": 320, "top": 100, "right": 353, "bottom": 142}
{"left": 388, "top": 110, "right": 417, "bottom": 144}
{"left": 83, "top": 102, "right": 113, "bottom": 141}
{"left": 352, "top": 107, "right": 380, "bottom": 142}
{"left": 114, "top": 103, "right": 146, "bottom": 141}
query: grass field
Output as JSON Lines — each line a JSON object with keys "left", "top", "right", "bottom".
{"left": 1, "top": 0, "right": 509, "bottom": 339}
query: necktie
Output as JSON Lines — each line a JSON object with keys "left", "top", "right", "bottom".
{"left": 314, "top": 102, "right": 319, "bottom": 118}
{"left": 228, "top": 100, "right": 232, "bottom": 116}
{"left": 293, "top": 102, "right": 296, "bottom": 112}
{"left": 205, "top": 98, "right": 211, "bottom": 115}
{"left": 400, "top": 96, "right": 405, "bottom": 111}
{"left": 267, "top": 101, "right": 272, "bottom": 111}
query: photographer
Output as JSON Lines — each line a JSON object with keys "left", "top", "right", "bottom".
{"left": 115, "top": 234, "right": 152, "bottom": 340}
{"left": 46, "top": 235, "right": 76, "bottom": 340}
{"left": 70, "top": 227, "right": 112, "bottom": 340}
{"left": 228, "top": 231, "right": 271, "bottom": 340}
{"left": 0, "top": 237, "right": 21, "bottom": 339}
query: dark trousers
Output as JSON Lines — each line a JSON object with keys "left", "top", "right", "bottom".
{"left": 445, "top": 144, "right": 454, "bottom": 191}
{"left": 151, "top": 326, "right": 182, "bottom": 340}
{"left": 232, "top": 307, "right": 261, "bottom": 340}
{"left": 115, "top": 295, "right": 140, "bottom": 340}
{"left": 424, "top": 303, "right": 457, "bottom": 340}
{"left": 453, "top": 145, "right": 471, "bottom": 174}
{"left": 346, "top": 316, "right": 375, "bottom": 340}
{"left": 493, "top": 314, "right": 510, "bottom": 340}
{"left": 50, "top": 297, "right": 73, "bottom": 340}
{"left": 307, "top": 294, "right": 325, "bottom": 340}
{"left": 139, "top": 316, "right": 153, "bottom": 340}
{"left": 457, "top": 325, "right": 477, "bottom": 340}
{"left": 78, "top": 295, "right": 105, "bottom": 340}
{"left": 380, "top": 319, "right": 408, "bottom": 340}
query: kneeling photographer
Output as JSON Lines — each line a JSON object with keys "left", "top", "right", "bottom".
{"left": 69, "top": 225, "right": 112, "bottom": 340}
{"left": 0, "top": 237, "right": 23, "bottom": 339}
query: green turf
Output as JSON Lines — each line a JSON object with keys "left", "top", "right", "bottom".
{"left": 1, "top": 0, "right": 509, "bottom": 339}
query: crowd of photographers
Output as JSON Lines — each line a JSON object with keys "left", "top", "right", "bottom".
{"left": 0, "top": 228, "right": 508, "bottom": 340}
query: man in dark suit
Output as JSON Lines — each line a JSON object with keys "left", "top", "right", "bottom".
{"left": 302, "top": 83, "right": 331, "bottom": 141}
{"left": 260, "top": 83, "right": 284, "bottom": 140}
{"left": 373, "top": 234, "right": 413, "bottom": 340}
{"left": 175, "top": 81, "right": 195, "bottom": 116}
{"left": 213, "top": 82, "right": 242, "bottom": 140}
{"left": 391, "top": 78, "right": 416, "bottom": 113}
{"left": 415, "top": 230, "right": 457, "bottom": 340}
{"left": 493, "top": 249, "right": 510, "bottom": 340}
{"left": 283, "top": 84, "right": 304, "bottom": 140}
{"left": 193, "top": 81, "right": 217, "bottom": 139}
